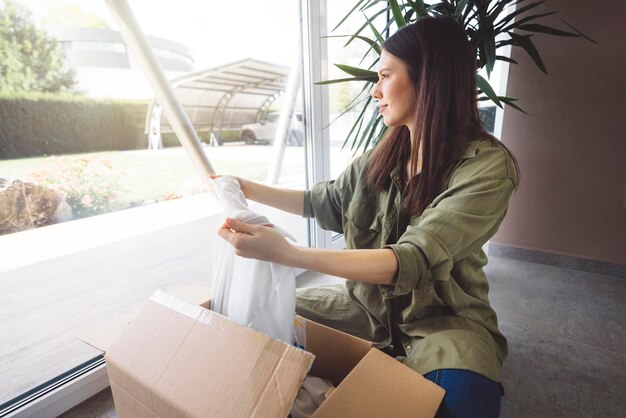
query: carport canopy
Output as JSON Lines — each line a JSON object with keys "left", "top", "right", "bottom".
{"left": 146, "top": 58, "right": 290, "bottom": 141}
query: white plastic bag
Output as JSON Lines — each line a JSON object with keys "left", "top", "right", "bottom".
{"left": 211, "top": 176, "right": 296, "bottom": 343}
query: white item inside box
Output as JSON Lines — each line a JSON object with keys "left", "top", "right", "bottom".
{"left": 290, "top": 376, "right": 335, "bottom": 418}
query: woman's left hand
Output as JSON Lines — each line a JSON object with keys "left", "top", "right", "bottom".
{"left": 217, "top": 218, "right": 295, "bottom": 265}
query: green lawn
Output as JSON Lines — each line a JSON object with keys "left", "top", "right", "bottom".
{"left": 0, "top": 150, "right": 301, "bottom": 204}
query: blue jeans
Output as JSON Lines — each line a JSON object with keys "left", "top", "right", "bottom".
{"left": 423, "top": 369, "right": 502, "bottom": 418}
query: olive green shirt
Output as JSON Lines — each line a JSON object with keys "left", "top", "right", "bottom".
{"left": 300, "top": 138, "right": 517, "bottom": 382}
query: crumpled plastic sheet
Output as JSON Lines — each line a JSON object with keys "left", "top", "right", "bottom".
{"left": 211, "top": 175, "right": 296, "bottom": 344}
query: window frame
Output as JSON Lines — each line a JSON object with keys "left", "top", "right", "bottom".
{"left": 2, "top": 1, "right": 340, "bottom": 416}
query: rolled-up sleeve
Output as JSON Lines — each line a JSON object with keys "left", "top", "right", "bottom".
{"left": 303, "top": 180, "right": 344, "bottom": 233}
{"left": 303, "top": 154, "right": 367, "bottom": 234}
{"left": 381, "top": 176, "right": 515, "bottom": 297}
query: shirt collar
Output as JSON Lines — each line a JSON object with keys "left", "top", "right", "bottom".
{"left": 452, "top": 139, "right": 480, "bottom": 161}
{"left": 388, "top": 139, "right": 481, "bottom": 188}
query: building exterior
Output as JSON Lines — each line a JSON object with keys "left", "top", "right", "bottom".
{"left": 47, "top": 26, "right": 194, "bottom": 99}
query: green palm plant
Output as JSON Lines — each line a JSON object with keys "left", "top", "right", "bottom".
{"left": 320, "top": 0, "right": 595, "bottom": 153}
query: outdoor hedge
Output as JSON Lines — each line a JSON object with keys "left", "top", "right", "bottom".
{"left": 0, "top": 93, "right": 150, "bottom": 159}
{"left": 160, "top": 128, "right": 240, "bottom": 147}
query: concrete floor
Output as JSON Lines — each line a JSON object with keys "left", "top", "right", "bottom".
{"left": 59, "top": 255, "right": 626, "bottom": 418}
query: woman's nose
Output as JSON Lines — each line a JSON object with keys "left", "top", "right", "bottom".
{"left": 372, "top": 83, "right": 382, "bottom": 100}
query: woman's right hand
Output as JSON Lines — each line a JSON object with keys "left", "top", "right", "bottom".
{"left": 218, "top": 218, "right": 295, "bottom": 265}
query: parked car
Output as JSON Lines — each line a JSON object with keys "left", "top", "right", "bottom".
{"left": 240, "top": 112, "right": 304, "bottom": 146}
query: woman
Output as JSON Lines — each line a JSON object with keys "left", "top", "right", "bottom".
{"left": 217, "top": 16, "right": 519, "bottom": 418}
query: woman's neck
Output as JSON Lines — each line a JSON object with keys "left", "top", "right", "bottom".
{"left": 406, "top": 138, "right": 423, "bottom": 180}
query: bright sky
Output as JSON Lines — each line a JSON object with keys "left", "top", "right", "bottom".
{"left": 18, "top": 0, "right": 505, "bottom": 94}
{"left": 21, "top": 0, "right": 301, "bottom": 69}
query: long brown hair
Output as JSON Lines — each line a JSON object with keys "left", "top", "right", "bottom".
{"left": 366, "top": 16, "right": 519, "bottom": 216}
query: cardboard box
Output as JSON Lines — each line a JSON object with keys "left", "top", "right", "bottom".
{"left": 81, "top": 286, "right": 445, "bottom": 418}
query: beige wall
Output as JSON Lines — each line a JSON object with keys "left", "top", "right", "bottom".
{"left": 492, "top": 0, "right": 626, "bottom": 265}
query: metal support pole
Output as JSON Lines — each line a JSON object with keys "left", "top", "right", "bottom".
{"left": 300, "top": 0, "right": 332, "bottom": 249}
{"left": 104, "top": 0, "right": 215, "bottom": 187}
{"left": 266, "top": 54, "right": 302, "bottom": 185}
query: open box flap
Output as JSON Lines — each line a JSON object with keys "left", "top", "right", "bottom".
{"left": 79, "top": 310, "right": 138, "bottom": 353}
{"left": 105, "top": 290, "right": 314, "bottom": 418}
{"left": 295, "top": 315, "right": 372, "bottom": 386}
{"left": 79, "top": 285, "right": 212, "bottom": 353}
{"left": 312, "top": 348, "right": 445, "bottom": 418}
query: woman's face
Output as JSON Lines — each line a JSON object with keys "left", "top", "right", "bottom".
{"left": 372, "top": 50, "right": 416, "bottom": 128}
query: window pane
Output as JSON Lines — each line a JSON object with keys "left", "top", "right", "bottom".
{"left": 0, "top": 0, "right": 306, "bottom": 409}
{"left": 326, "top": 1, "right": 375, "bottom": 179}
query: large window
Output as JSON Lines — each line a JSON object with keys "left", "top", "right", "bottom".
{"left": 0, "top": 0, "right": 309, "bottom": 413}
{"left": 325, "top": 1, "right": 374, "bottom": 180}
